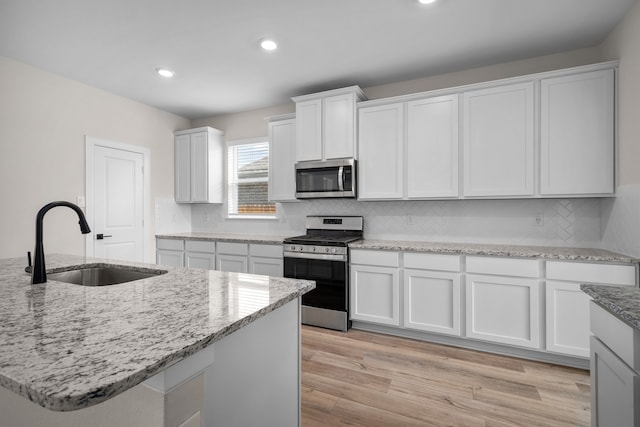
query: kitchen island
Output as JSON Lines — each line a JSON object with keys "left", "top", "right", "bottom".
{"left": 581, "top": 284, "right": 640, "bottom": 426}
{"left": 0, "top": 254, "right": 314, "bottom": 426}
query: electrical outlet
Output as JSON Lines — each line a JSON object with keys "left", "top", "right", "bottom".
{"left": 533, "top": 213, "right": 544, "bottom": 227}
{"left": 76, "top": 195, "right": 86, "bottom": 208}
{"left": 204, "top": 214, "right": 209, "bottom": 223}
{"left": 406, "top": 215, "right": 414, "bottom": 225}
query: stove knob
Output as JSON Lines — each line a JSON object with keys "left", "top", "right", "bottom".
{"left": 332, "top": 248, "right": 338, "bottom": 254}
{"left": 325, "top": 247, "right": 330, "bottom": 253}
{"left": 311, "top": 247, "right": 316, "bottom": 252}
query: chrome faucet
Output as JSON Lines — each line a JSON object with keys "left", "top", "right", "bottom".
{"left": 32, "top": 201, "right": 91, "bottom": 284}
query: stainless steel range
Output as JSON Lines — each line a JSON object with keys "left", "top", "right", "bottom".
{"left": 283, "top": 216, "right": 363, "bottom": 331}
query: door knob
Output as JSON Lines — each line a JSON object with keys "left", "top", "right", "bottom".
{"left": 96, "top": 234, "right": 112, "bottom": 240}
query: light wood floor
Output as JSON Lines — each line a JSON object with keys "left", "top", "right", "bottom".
{"left": 301, "top": 326, "right": 591, "bottom": 427}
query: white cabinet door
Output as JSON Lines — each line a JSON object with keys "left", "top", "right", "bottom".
{"left": 466, "top": 274, "right": 541, "bottom": 348}
{"left": 350, "top": 265, "right": 400, "bottom": 326}
{"left": 546, "top": 281, "right": 591, "bottom": 357}
{"left": 590, "top": 336, "right": 639, "bottom": 427}
{"left": 249, "top": 257, "right": 283, "bottom": 277}
{"left": 540, "top": 69, "right": 615, "bottom": 196}
{"left": 296, "top": 99, "right": 322, "bottom": 161}
{"left": 358, "top": 103, "right": 404, "bottom": 200}
{"left": 217, "top": 254, "right": 249, "bottom": 273}
{"left": 174, "top": 134, "right": 191, "bottom": 203}
{"left": 157, "top": 249, "right": 184, "bottom": 267}
{"left": 268, "top": 117, "right": 297, "bottom": 202}
{"left": 404, "top": 269, "right": 461, "bottom": 336}
{"left": 407, "top": 95, "right": 459, "bottom": 198}
{"left": 174, "top": 127, "right": 224, "bottom": 203}
{"left": 186, "top": 251, "right": 215, "bottom": 270}
{"left": 463, "top": 82, "right": 534, "bottom": 197}
{"left": 324, "top": 93, "right": 356, "bottom": 159}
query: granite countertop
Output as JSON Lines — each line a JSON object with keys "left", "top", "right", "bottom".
{"left": 0, "top": 254, "right": 314, "bottom": 412}
{"left": 581, "top": 284, "right": 640, "bottom": 330}
{"left": 350, "top": 239, "right": 637, "bottom": 263}
{"left": 156, "top": 232, "right": 291, "bottom": 245}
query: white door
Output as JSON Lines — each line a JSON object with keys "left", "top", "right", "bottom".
{"left": 92, "top": 144, "right": 144, "bottom": 262}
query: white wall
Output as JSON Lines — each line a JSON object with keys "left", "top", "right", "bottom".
{"left": 0, "top": 56, "right": 190, "bottom": 261}
{"left": 599, "top": 0, "right": 640, "bottom": 257}
{"left": 189, "top": 47, "right": 608, "bottom": 248}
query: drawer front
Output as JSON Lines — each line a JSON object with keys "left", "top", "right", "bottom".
{"left": 250, "top": 244, "right": 283, "bottom": 258}
{"left": 466, "top": 256, "right": 539, "bottom": 278}
{"left": 547, "top": 261, "right": 636, "bottom": 286}
{"left": 185, "top": 240, "right": 215, "bottom": 253}
{"left": 404, "top": 252, "right": 461, "bottom": 272}
{"left": 217, "top": 242, "right": 249, "bottom": 256}
{"left": 350, "top": 250, "right": 399, "bottom": 268}
{"left": 157, "top": 238, "right": 184, "bottom": 251}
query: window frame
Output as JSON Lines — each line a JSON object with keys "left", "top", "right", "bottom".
{"left": 226, "top": 137, "right": 277, "bottom": 220}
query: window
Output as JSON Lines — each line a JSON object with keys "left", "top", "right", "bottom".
{"left": 227, "top": 139, "right": 276, "bottom": 217}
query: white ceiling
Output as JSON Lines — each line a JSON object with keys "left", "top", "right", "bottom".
{"left": 0, "top": 0, "right": 636, "bottom": 119}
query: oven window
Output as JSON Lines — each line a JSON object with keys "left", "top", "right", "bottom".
{"left": 284, "top": 257, "right": 347, "bottom": 311}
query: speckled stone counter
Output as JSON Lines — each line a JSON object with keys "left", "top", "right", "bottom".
{"left": 0, "top": 254, "right": 314, "bottom": 412}
{"left": 156, "top": 232, "right": 290, "bottom": 244}
{"left": 350, "top": 239, "right": 637, "bottom": 263}
{"left": 581, "top": 284, "right": 640, "bottom": 330}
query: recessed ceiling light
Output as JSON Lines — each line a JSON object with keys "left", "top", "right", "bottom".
{"left": 260, "top": 39, "right": 278, "bottom": 51}
{"left": 156, "top": 68, "right": 175, "bottom": 78}
{"left": 418, "top": 0, "right": 437, "bottom": 4}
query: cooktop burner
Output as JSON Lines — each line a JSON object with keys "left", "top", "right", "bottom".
{"left": 283, "top": 215, "right": 364, "bottom": 247}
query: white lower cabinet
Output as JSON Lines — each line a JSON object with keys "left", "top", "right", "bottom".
{"left": 217, "top": 255, "right": 248, "bottom": 273}
{"left": 590, "top": 302, "right": 640, "bottom": 427}
{"left": 351, "top": 265, "right": 400, "bottom": 326}
{"left": 249, "top": 243, "right": 284, "bottom": 277}
{"left": 185, "top": 240, "right": 215, "bottom": 270}
{"left": 156, "top": 238, "right": 185, "bottom": 267}
{"left": 403, "top": 253, "right": 462, "bottom": 336}
{"left": 350, "top": 250, "right": 400, "bottom": 326}
{"left": 545, "top": 261, "right": 637, "bottom": 358}
{"left": 465, "top": 257, "right": 541, "bottom": 349}
{"left": 546, "top": 281, "right": 591, "bottom": 357}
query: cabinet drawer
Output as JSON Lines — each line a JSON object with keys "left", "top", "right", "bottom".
{"left": 547, "top": 261, "right": 636, "bottom": 286}
{"left": 185, "top": 240, "right": 215, "bottom": 253}
{"left": 350, "top": 250, "right": 399, "bottom": 268}
{"left": 404, "top": 253, "right": 460, "bottom": 272}
{"left": 217, "top": 242, "right": 249, "bottom": 256}
{"left": 466, "top": 256, "right": 539, "bottom": 278}
{"left": 157, "top": 238, "right": 184, "bottom": 251}
{"left": 250, "top": 244, "right": 283, "bottom": 258}
{"left": 590, "top": 302, "right": 640, "bottom": 371}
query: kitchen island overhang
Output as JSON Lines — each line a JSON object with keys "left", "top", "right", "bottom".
{"left": 0, "top": 254, "right": 314, "bottom": 425}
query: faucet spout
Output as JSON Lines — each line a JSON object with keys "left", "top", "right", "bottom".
{"left": 32, "top": 201, "right": 91, "bottom": 284}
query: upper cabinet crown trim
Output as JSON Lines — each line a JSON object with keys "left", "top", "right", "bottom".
{"left": 174, "top": 126, "right": 224, "bottom": 136}
{"left": 265, "top": 113, "right": 296, "bottom": 122}
{"left": 292, "top": 85, "right": 367, "bottom": 103}
{"left": 357, "top": 60, "right": 619, "bottom": 109}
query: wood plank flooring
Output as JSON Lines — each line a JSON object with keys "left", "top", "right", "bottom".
{"left": 301, "top": 326, "right": 591, "bottom": 426}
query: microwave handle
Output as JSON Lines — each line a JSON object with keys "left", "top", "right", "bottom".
{"left": 338, "top": 166, "right": 344, "bottom": 191}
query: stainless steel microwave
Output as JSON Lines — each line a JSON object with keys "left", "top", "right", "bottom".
{"left": 295, "top": 159, "right": 356, "bottom": 199}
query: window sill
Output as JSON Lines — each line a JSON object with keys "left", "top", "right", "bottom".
{"left": 226, "top": 215, "right": 279, "bottom": 221}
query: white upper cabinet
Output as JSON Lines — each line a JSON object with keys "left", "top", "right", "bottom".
{"left": 462, "top": 82, "right": 535, "bottom": 197}
{"left": 174, "top": 127, "right": 224, "bottom": 203}
{"left": 267, "top": 114, "right": 297, "bottom": 202}
{"left": 540, "top": 69, "right": 615, "bottom": 196}
{"left": 358, "top": 94, "right": 459, "bottom": 201}
{"left": 358, "top": 103, "right": 404, "bottom": 200}
{"left": 293, "top": 86, "right": 366, "bottom": 162}
{"left": 407, "top": 95, "right": 459, "bottom": 198}
{"left": 294, "top": 99, "right": 322, "bottom": 161}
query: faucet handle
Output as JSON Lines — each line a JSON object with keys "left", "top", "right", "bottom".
{"left": 25, "top": 251, "right": 32, "bottom": 273}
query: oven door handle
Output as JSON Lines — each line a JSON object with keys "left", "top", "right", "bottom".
{"left": 338, "top": 166, "right": 344, "bottom": 192}
{"left": 284, "top": 252, "right": 347, "bottom": 262}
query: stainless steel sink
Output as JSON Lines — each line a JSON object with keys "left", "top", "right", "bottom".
{"left": 46, "top": 265, "right": 168, "bottom": 286}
